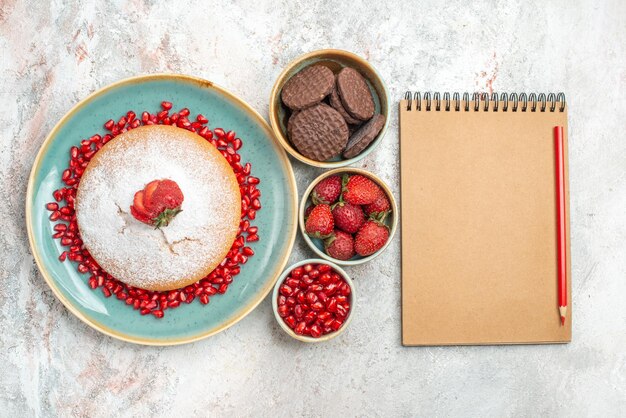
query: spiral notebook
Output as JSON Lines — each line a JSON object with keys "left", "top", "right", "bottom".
{"left": 400, "top": 92, "right": 571, "bottom": 346}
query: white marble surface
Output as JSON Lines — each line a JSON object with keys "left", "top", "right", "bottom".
{"left": 1, "top": 0, "right": 625, "bottom": 416}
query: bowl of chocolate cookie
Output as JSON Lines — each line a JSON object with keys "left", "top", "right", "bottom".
{"left": 269, "top": 49, "right": 389, "bottom": 168}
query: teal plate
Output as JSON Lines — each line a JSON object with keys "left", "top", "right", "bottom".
{"left": 26, "top": 74, "right": 298, "bottom": 345}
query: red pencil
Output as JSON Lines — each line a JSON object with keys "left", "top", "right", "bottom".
{"left": 554, "top": 126, "right": 567, "bottom": 326}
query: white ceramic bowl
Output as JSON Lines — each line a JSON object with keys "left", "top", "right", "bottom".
{"left": 271, "top": 259, "right": 355, "bottom": 342}
{"left": 299, "top": 168, "right": 398, "bottom": 266}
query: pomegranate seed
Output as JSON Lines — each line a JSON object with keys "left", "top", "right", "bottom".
{"left": 310, "top": 324, "right": 322, "bottom": 338}
{"left": 279, "top": 285, "right": 293, "bottom": 297}
{"left": 294, "top": 321, "right": 306, "bottom": 335}
{"left": 46, "top": 202, "right": 58, "bottom": 211}
{"left": 277, "top": 305, "right": 289, "bottom": 317}
{"left": 214, "top": 127, "right": 225, "bottom": 138}
{"left": 161, "top": 101, "right": 173, "bottom": 110}
{"left": 196, "top": 114, "right": 208, "bottom": 123}
{"left": 330, "top": 319, "right": 343, "bottom": 331}
{"left": 284, "top": 316, "right": 296, "bottom": 329}
{"left": 304, "top": 310, "right": 316, "bottom": 324}
{"left": 58, "top": 252, "right": 67, "bottom": 262}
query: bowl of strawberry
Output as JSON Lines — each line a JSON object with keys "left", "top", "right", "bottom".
{"left": 272, "top": 259, "right": 354, "bottom": 342}
{"left": 299, "top": 168, "right": 397, "bottom": 265}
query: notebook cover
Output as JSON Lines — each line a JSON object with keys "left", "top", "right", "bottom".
{"left": 400, "top": 100, "right": 571, "bottom": 345}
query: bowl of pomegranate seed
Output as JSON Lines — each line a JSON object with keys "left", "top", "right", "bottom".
{"left": 299, "top": 168, "right": 397, "bottom": 265}
{"left": 272, "top": 259, "right": 354, "bottom": 342}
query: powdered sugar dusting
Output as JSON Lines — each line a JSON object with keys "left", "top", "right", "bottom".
{"left": 75, "top": 125, "right": 241, "bottom": 290}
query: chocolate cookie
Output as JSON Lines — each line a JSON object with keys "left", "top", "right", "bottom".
{"left": 290, "top": 103, "right": 349, "bottom": 161}
{"left": 342, "top": 114, "right": 385, "bottom": 159}
{"left": 336, "top": 67, "right": 375, "bottom": 121}
{"left": 287, "top": 111, "right": 299, "bottom": 139}
{"left": 281, "top": 65, "right": 335, "bottom": 110}
{"left": 329, "top": 86, "right": 361, "bottom": 125}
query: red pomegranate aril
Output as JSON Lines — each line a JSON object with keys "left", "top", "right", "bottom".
{"left": 325, "top": 282, "right": 338, "bottom": 296}
{"left": 318, "top": 264, "right": 331, "bottom": 273}
{"left": 294, "top": 321, "right": 307, "bottom": 335}
{"left": 284, "top": 315, "right": 296, "bottom": 329}
{"left": 199, "top": 294, "right": 210, "bottom": 305}
{"left": 304, "top": 310, "right": 317, "bottom": 324}
{"left": 278, "top": 285, "right": 293, "bottom": 296}
{"left": 306, "top": 292, "right": 318, "bottom": 304}
{"left": 317, "top": 311, "right": 331, "bottom": 322}
{"left": 310, "top": 301, "right": 324, "bottom": 311}
{"left": 330, "top": 319, "right": 343, "bottom": 331}
{"left": 310, "top": 324, "right": 322, "bottom": 338}
{"left": 327, "top": 298, "right": 338, "bottom": 312}
{"left": 339, "top": 282, "right": 351, "bottom": 295}
{"left": 317, "top": 291, "right": 328, "bottom": 303}
{"left": 46, "top": 202, "right": 59, "bottom": 211}
{"left": 296, "top": 291, "right": 306, "bottom": 304}
{"left": 246, "top": 234, "right": 259, "bottom": 242}
{"left": 285, "top": 277, "right": 299, "bottom": 288}
{"left": 277, "top": 304, "right": 289, "bottom": 318}
{"left": 336, "top": 304, "right": 348, "bottom": 317}
{"left": 214, "top": 127, "right": 225, "bottom": 137}
{"left": 291, "top": 267, "right": 303, "bottom": 279}
{"left": 294, "top": 304, "right": 304, "bottom": 318}
{"left": 286, "top": 297, "right": 296, "bottom": 307}
{"left": 161, "top": 101, "right": 172, "bottom": 110}
{"left": 58, "top": 252, "right": 67, "bottom": 262}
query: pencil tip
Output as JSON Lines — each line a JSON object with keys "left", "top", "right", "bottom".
{"left": 560, "top": 316, "right": 565, "bottom": 326}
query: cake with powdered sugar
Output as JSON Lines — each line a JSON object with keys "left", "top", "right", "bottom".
{"left": 75, "top": 125, "right": 240, "bottom": 291}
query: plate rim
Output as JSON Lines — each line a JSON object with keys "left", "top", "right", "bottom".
{"left": 25, "top": 73, "right": 298, "bottom": 346}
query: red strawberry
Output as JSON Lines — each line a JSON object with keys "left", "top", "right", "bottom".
{"left": 342, "top": 174, "right": 381, "bottom": 205}
{"left": 325, "top": 230, "right": 355, "bottom": 260}
{"left": 304, "top": 204, "right": 334, "bottom": 238}
{"left": 354, "top": 220, "right": 389, "bottom": 256}
{"left": 331, "top": 202, "right": 365, "bottom": 234}
{"left": 130, "top": 179, "right": 184, "bottom": 228}
{"left": 363, "top": 191, "right": 391, "bottom": 218}
{"left": 304, "top": 205, "right": 315, "bottom": 219}
{"left": 311, "top": 175, "right": 342, "bottom": 205}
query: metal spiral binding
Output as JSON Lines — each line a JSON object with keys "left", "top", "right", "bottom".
{"left": 404, "top": 91, "right": 566, "bottom": 112}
